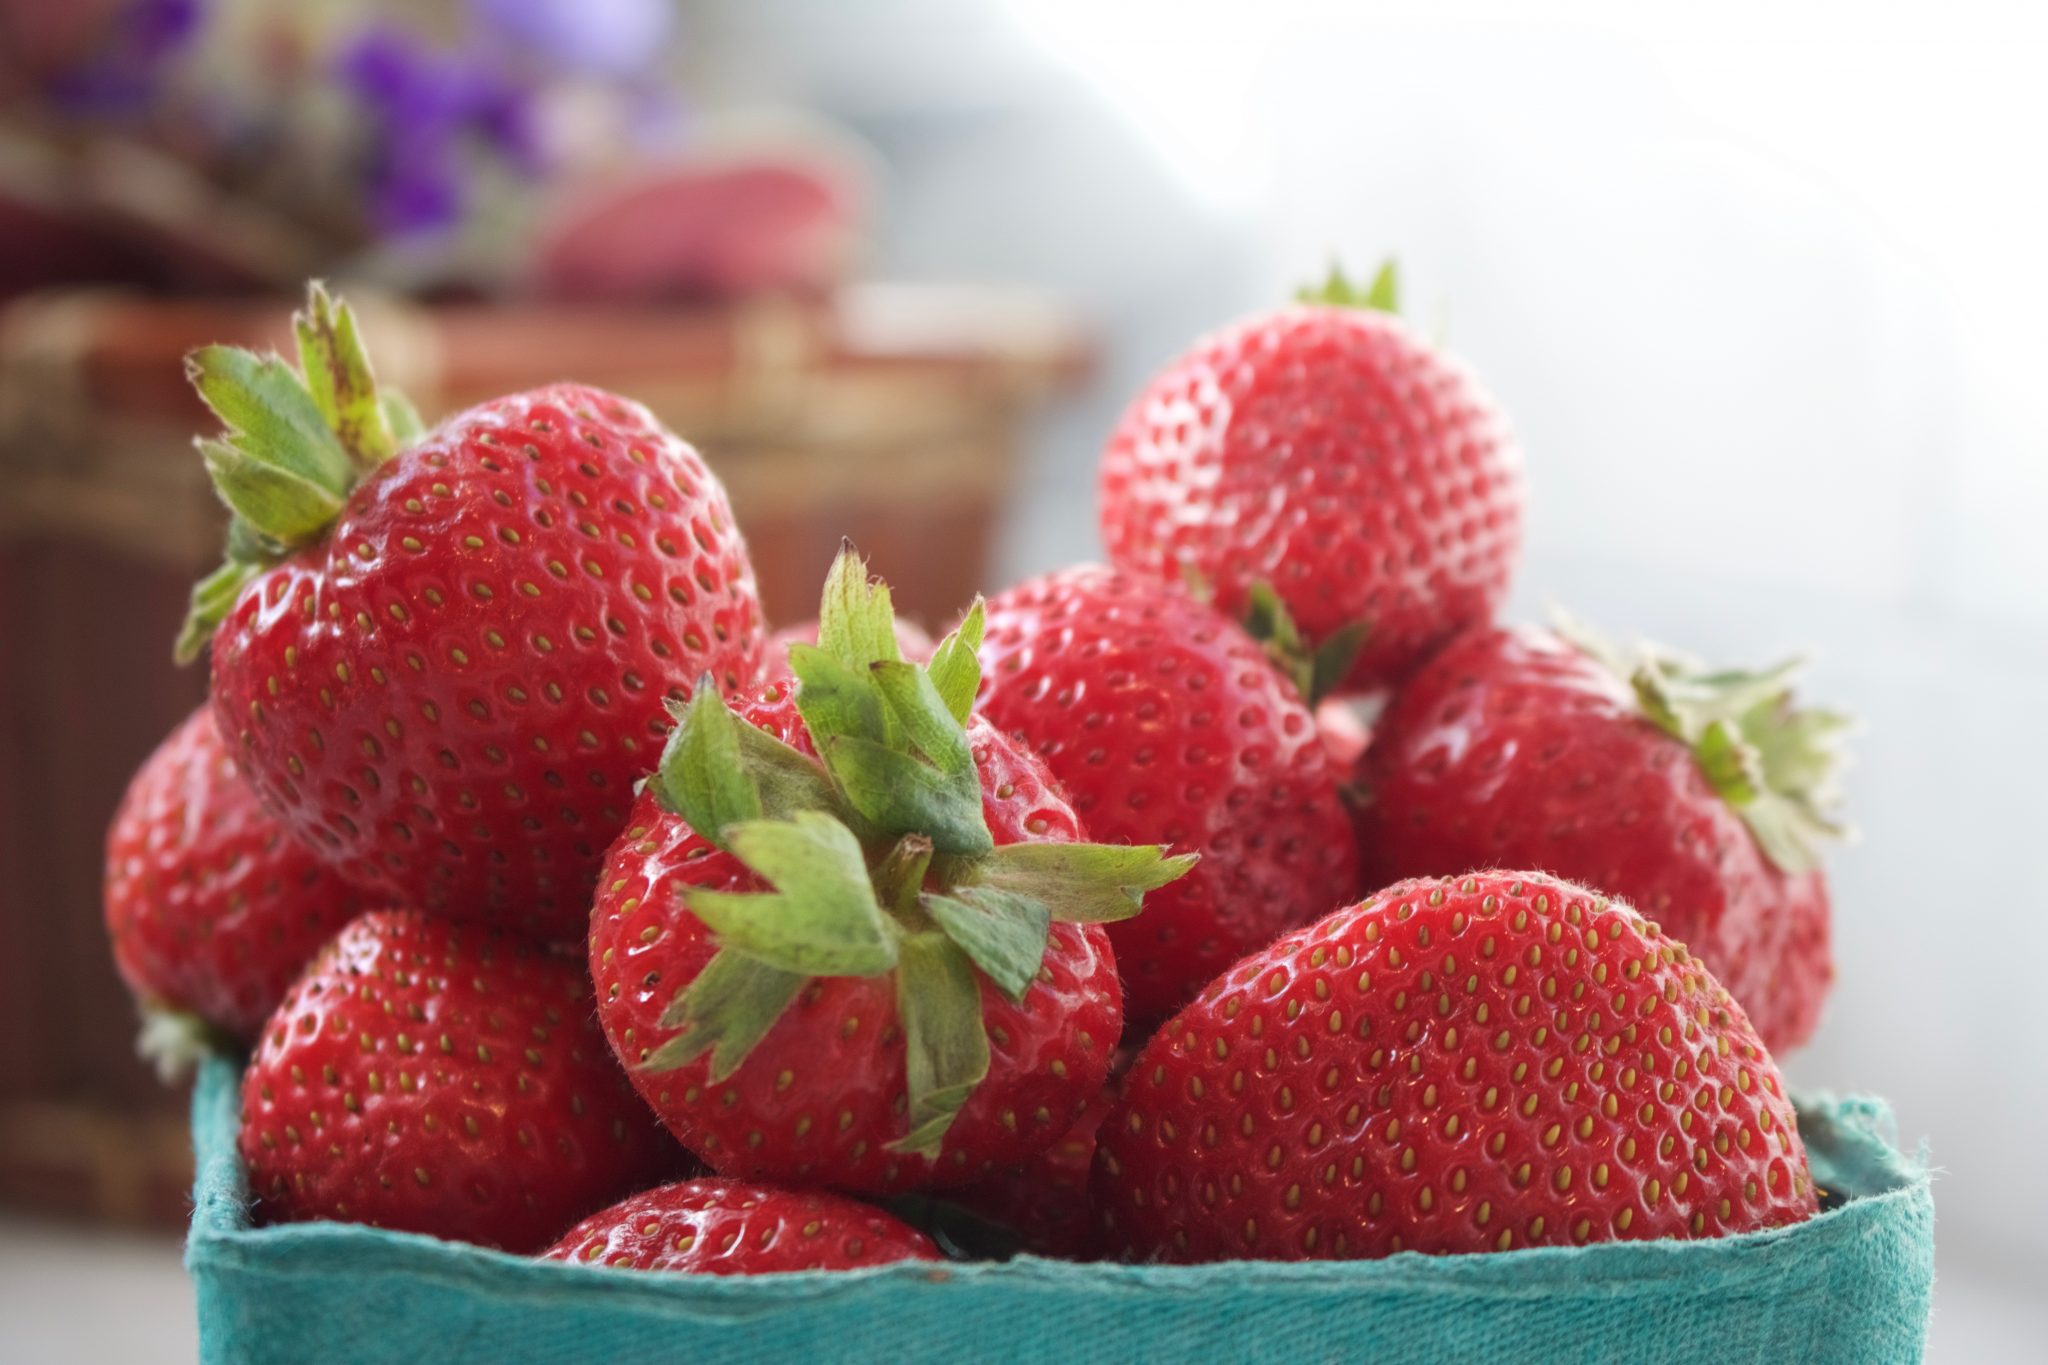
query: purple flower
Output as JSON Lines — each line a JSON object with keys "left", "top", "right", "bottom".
{"left": 471, "top": 0, "right": 672, "bottom": 77}
{"left": 336, "top": 23, "right": 547, "bottom": 236}
{"left": 47, "top": 0, "right": 204, "bottom": 115}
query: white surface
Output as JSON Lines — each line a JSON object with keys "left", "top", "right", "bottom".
{"left": 0, "top": 1218, "right": 196, "bottom": 1365}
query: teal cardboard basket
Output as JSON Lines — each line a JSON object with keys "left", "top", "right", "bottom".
{"left": 187, "top": 1056, "right": 1933, "bottom": 1364}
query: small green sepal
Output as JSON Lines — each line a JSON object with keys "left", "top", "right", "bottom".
{"left": 1241, "top": 581, "right": 1367, "bottom": 705}
{"left": 887, "top": 932, "right": 991, "bottom": 1157}
{"left": 1558, "top": 614, "right": 1852, "bottom": 875}
{"left": 1297, "top": 259, "right": 1400, "bottom": 314}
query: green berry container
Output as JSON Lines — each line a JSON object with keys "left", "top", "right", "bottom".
{"left": 186, "top": 1056, "right": 1933, "bottom": 1364}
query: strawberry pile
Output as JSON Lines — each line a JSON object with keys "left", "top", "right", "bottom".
{"left": 105, "top": 270, "right": 1846, "bottom": 1276}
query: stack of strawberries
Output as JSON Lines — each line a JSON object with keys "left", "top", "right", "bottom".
{"left": 104, "top": 268, "right": 1845, "bottom": 1273}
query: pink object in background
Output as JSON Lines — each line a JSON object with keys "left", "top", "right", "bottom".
{"left": 534, "top": 135, "right": 867, "bottom": 301}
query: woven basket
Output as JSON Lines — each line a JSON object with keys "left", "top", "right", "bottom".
{"left": 186, "top": 1057, "right": 1933, "bottom": 1364}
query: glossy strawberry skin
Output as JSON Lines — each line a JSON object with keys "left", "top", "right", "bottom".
{"left": 544, "top": 1177, "right": 939, "bottom": 1274}
{"left": 1354, "top": 627, "right": 1831, "bottom": 1050}
{"left": 1099, "top": 305, "right": 1523, "bottom": 692}
{"left": 761, "top": 617, "right": 933, "bottom": 686}
{"left": 976, "top": 567, "right": 1359, "bottom": 1024}
{"left": 104, "top": 706, "right": 370, "bottom": 1040}
{"left": 210, "top": 384, "right": 762, "bottom": 940}
{"left": 590, "top": 691, "right": 1122, "bottom": 1195}
{"left": 1093, "top": 871, "right": 1816, "bottom": 1263}
{"left": 240, "top": 909, "right": 678, "bottom": 1252}
{"left": 951, "top": 1084, "right": 1114, "bottom": 1259}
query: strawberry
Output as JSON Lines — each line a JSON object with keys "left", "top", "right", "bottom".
{"left": 1353, "top": 623, "right": 1846, "bottom": 1050}
{"left": 590, "top": 548, "right": 1194, "bottom": 1195}
{"left": 1092, "top": 871, "right": 1818, "bottom": 1263}
{"left": 176, "top": 284, "right": 762, "bottom": 939}
{"left": 1098, "top": 263, "right": 1524, "bottom": 696}
{"left": 240, "top": 908, "right": 676, "bottom": 1251}
{"left": 762, "top": 615, "right": 933, "bottom": 685}
{"left": 543, "top": 1177, "right": 939, "bottom": 1273}
{"left": 975, "top": 566, "right": 1359, "bottom": 1023}
{"left": 948, "top": 1083, "right": 1114, "bottom": 1259}
{"left": 104, "top": 705, "right": 370, "bottom": 1069}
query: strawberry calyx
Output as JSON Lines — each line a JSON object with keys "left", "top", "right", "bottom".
{"left": 134, "top": 1001, "right": 237, "bottom": 1084}
{"left": 173, "top": 281, "right": 426, "bottom": 663}
{"left": 642, "top": 546, "right": 1196, "bottom": 1155}
{"left": 1240, "top": 581, "right": 1370, "bottom": 706}
{"left": 1561, "top": 616, "right": 1852, "bottom": 875}
{"left": 1295, "top": 259, "right": 1400, "bottom": 314}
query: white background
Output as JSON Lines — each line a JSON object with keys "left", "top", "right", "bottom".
{"left": 698, "top": 0, "right": 2048, "bottom": 1353}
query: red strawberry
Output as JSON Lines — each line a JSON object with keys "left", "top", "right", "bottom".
{"left": 975, "top": 566, "right": 1359, "bottom": 1023}
{"left": 104, "top": 705, "right": 369, "bottom": 1066}
{"left": 240, "top": 908, "right": 676, "bottom": 1251}
{"left": 762, "top": 615, "right": 933, "bottom": 685}
{"left": 1353, "top": 624, "right": 1845, "bottom": 1050}
{"left": 543, "top": 1177, "right": 939, "bottom": 1273}
{"left": 177, "top": 284, "right": 762, "bottom": 939}
{"left": 1099, "top": 263, "right": 1523, "bottom": 695}
{"left": 590, "top": 549, "right": 1194, "bottom": 1195}
{"left": 1093, "top": 871, "right": 1818, "bottom": 1263}
{"left": 949, "top": 1083, "right": 1114, "bottom": 1259}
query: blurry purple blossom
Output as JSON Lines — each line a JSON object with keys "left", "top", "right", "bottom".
{"left": 47, "top": 0, "right": 203, "bottom": 114}
{"left": 472, "top": 0, "right": 673, "bottom": 78}
{"left": 337, "top": 24, "right": 543, "bottom": 236}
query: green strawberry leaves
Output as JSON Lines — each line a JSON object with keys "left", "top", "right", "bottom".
{"left": 648, "top": 951, "right": 807, "bottom": 1081}
{"left": 921, "top": 889, "right": 1050, "bottom": 1004}
{"left": 652, "top": 681, "right": 843, "bottom": 844}
{"left": 889, "top": 931, "right": 991, "bottom": 1157}
{"left": 640, "top": 546, "right": 1199, "bottom": 1156}
{"left": 1241, "top": 580, "right": 1369, "bottom": 706}
{"left": 175, "top": 282, "right": 423, "bottom": 662}
{"left": 684, "top": 815, "right": 899, "bottom": 977}
{"left": 1559, "top": 615, "right": 1852, "bottom": 875}
{"left": 959, "top": 842, "right": 1199, "bottom": 924}
{"left": 1297, "top": 259, "right": 1400, "bottom": 315}
{"left": 924, "top": 599, "right": 985, "bottom": 724}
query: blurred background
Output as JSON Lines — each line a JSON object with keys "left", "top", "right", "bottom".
{"left": 2, "top": 1, "right": 2042, "bottom": 1359}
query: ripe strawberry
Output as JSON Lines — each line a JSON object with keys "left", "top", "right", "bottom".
{"left": 975, "top": 566, "right": 1359, "bottom": 1023}
{"left": 948, "top": 1084, "right": 1114, "bottom": 1259}
{"left": 1093, "top": 871, "right": 1818, "bottom": 1263}
{"left": 240, "top": 909, "right": 676, "bottom": 1251}
{"left": 543, "top": 1178, "right": 939, "bottom": 1274}
{"left": 1098, "top": 263, "right": 1523, "bottom": 695}
{"left": 590, "top": 549, "right": 1194, "bottom": 1195}
{"left": 104, "top": 705, "right": 370, "bottom": 1067}
{"left": 177, "top": 284, "right": 762, "bottom": 939}
{"left": 762, "top": 615, "right": 932, "bottom": 685}
{"left": 1353, "top": 624, "right": 1846, "bottom": 1050}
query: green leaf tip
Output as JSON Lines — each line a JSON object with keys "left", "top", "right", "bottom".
{"left": 687, "top": 813, "right": 899, "bottom": 977}
{"left": 925, "top": 598, "right": 985, "bottom": 724}
{"left": 295, "top": 280, "right": 400, "bottom": 469}
{"left": 816, "top": 542, "right": 902, "bottom": 672}
{"left": 174, "top": 280, "right": 424, "bottom": 664}
{"left": 1240, "top": 580, "right": 1367, "bottom": 705}
{"left": 888, "top": 931, "right": 990, "bottom": 1157}
{"left": 1557, "top": 613, "right": 1852, "bottom": 875}
{"left": 1296, "top": 259, "right": 1400, "bottom": 315}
